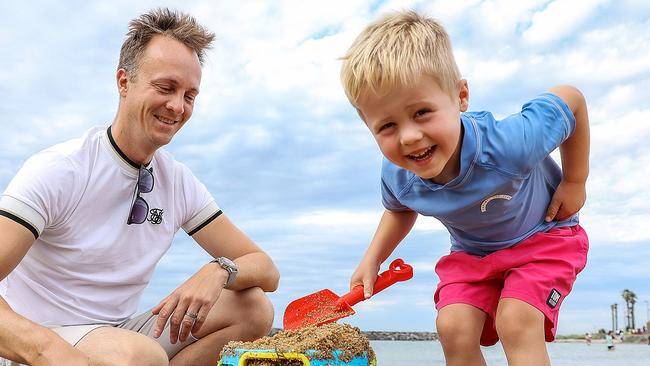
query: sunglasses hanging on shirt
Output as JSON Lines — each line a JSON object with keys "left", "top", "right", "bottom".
{"left": 127, "top": 165, "right": 154, "bottom": 225}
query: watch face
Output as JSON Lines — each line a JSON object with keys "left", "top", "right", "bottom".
{"left": 218, "top": 257, "right": 237, "bottom": 270}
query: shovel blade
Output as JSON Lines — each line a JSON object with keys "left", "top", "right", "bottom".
{"left": 283, "top": 289, "right": 355, "bottom": 330}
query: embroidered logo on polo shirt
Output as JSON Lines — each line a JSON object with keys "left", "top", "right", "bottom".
{"left": 148, "top": 208, "right": 164, "bottom": 224}
{"left": 547, "top": 288, "right": 562, "bottom": 308}
{"left": 480, "top": 194, "right": 512, "bottom": 212}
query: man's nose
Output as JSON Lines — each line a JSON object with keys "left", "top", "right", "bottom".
{"left": 166, "top": 93, "right": 185, "bottom": 115}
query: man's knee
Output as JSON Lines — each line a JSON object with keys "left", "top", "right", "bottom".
{"left": 235, "top": 287, "right": 274, "bottom": 338}
{"left": 194, "top": 287, "right": 274, "bottom": 343}
{"left": 115, "top": 337, "right": 168, "bottom": 366}
{"left": 78, "top": 327, "right": 169, "bottom": 366}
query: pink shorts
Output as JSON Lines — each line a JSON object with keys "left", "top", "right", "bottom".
{"left": 434, "top": 225, "right": 589, "bottom": 346}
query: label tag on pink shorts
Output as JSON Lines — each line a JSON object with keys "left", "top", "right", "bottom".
{"left": 547, "top": 289, "right": 562, "bottom": 308}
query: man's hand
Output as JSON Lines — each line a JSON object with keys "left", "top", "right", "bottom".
{"left": 545, "top": 179, "right": 586, "bottom": 222}
{"left": 151, "top": 262, "right": 228, "bottom": 344}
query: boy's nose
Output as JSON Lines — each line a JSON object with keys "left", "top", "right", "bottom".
{"left": 400, "top": 124, "right": 423, "bottom": 145}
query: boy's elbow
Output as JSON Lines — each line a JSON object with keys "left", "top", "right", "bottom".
{"left": 549, "top": 85, "right": 587, "bottom": 115}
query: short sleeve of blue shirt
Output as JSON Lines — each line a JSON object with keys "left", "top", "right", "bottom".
{"left": 380, "top": 158, "right": 412, "bottom": 212}
{"left": 489, "top": 93, "right": 576, "bottom": 176}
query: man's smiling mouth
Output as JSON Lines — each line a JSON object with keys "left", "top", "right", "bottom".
{"left": 155, "top": 114, "right": 178, "bottom": 125}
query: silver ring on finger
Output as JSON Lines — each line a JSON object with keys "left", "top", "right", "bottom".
{"left": 184, "top": 311, "right": 198, "bottom": 319}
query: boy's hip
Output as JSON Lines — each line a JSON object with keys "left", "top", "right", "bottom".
{"left": 435, "top": 224, "right": 589, "bottom": 283}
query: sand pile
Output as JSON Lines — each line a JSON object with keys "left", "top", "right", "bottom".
{"left": 220, "top": 323, "right": 375, "bottom": 365}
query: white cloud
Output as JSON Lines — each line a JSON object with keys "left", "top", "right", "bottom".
{"left": 413, "top": 216, "right": 447, "bottom": 232}
{"left": 581, "top": 213, "right": 650, "bottom": 243}
{"left": 356, "top": 299, "right": 397, "bottom": 311}
{"left": 424, "top": 0, "right": 484, "bottom": 21}
{"left": 291, "top": 209, "right": 383, "bottom": 228}
{"left": 466, "top": 59, "right": 522, "bottom": 84}
{"left": 289, "top": 209, "right": 447, "bottom": 233}
{"left": 523, "top": 0, "right": 610, "bottom": 45}
{"left": 589, "top": 84, "right": 640, "bottom": 122}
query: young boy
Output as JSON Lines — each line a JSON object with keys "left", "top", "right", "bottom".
{"left": 340, "top": 10, "right": 589, "bottom": 366}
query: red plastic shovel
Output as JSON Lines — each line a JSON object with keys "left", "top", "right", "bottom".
{"left": 283, "top": 258, "right": 413, "bottom": 330}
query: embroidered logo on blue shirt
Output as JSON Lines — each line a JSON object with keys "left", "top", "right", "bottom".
{"left": 480, "top": 194, "right": 512, "bottom": 212}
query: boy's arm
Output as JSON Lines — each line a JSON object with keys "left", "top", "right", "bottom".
{"left": 545, "top": 85, "right": 590, "bottom": 222}
{"left": 350, "top": 209, "right": 418, "bottom": 298}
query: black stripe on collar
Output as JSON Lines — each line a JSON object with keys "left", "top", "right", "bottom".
{"left": 106, "top": 126, "right": 145, "bottom": 169}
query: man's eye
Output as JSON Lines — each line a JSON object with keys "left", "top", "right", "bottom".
{"left": 185, "top": 95, "right": 196, "bottom": 103}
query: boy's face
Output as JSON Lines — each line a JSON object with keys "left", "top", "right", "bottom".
{"left": 357, "top": 75, "right": 469, "bottom": 184}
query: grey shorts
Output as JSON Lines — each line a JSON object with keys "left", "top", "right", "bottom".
{"left": 0, "top": 310, "right": 198, "bottom": 365}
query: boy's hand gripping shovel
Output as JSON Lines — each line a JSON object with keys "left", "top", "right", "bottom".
{"left": 282, "top": 258, "right": 413, "bottom": 330}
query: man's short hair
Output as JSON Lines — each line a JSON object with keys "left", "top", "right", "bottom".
{"left": 118, "top": 8, "right": 215, "bottom": 79}
{"left": 340, "top": 10, "right": 461, "bottom": 106}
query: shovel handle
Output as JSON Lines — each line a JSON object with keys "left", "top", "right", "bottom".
{"left": 337, "top": 258, "right": 413, "bottom": 307}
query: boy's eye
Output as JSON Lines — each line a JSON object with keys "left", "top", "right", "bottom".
{"left": 378, "top": 122, "right": 395, "bottom": 133}
{"left": 415, "top": 109, "right": 431, "bottom": 118}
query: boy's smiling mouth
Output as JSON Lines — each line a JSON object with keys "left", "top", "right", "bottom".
{"left": 407, "top": 146, "right": 435, "bottom": 161}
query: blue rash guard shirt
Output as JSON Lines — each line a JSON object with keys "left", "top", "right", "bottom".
{"left": 381, "top": 93, "right": 579, "bottom": 256}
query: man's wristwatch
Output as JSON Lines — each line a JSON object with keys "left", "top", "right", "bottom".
{"left": 211, "top": 257, "right": 238, "bottom": 288}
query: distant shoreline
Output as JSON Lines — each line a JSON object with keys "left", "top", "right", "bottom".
{"left": 366, "top": 333, "right": 650, "bottom": 344}
{"left": 363, "top": 331, "right": 438, "bottom": 341}
{"left": 272, "top": 329, "right": 650, "bottom": 343}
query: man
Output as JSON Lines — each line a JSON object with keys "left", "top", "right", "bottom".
{"left": 0, "top": 8, "right": 279, "bottom": 366}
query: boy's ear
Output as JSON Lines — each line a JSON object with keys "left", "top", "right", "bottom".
{"left": 458, "top": 79, "right": 469, "bottom": 112}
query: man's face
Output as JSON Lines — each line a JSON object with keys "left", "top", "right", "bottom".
{"left": 120, "top": 35, "right": 202, "bottom": 150}
{"left": 357, "top": 75, "right": 468, "bottom": 183}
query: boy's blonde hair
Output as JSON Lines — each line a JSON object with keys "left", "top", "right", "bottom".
{"left": 341, "top": 10, "right": 461, "bottom": 106}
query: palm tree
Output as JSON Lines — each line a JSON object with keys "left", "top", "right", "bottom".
{"left": 622, "top": 289, "right": 637, "bottom": 330}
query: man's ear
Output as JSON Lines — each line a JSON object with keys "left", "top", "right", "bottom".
{"left": 116, "top": 69, "right": 129, "bottom": 97}
{"left": 458, "top": 79, "right": 469, "bottom": 112}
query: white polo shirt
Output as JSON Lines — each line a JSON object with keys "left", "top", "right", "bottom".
{"left": 0, "top": 126, "right": 221, "bottom": 325}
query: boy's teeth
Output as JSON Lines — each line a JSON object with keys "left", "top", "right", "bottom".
{"left": 409, "top": 148, "right": 431, "bottom": 160}
{"left": 409, "top": 147, "right": 433, "bottom": 160}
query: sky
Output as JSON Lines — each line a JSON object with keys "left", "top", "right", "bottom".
{"left": 1, "top": 0, "right": 649, "bottom": 335}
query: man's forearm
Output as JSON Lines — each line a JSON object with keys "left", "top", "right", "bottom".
{"left": 230, "top": 252, "right": 280, "bottom": 292}
{"left": 0, "top": 296, "right": 71, "bottom": 363}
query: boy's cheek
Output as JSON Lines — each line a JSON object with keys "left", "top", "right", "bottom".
{"left": 355, "top": 107, "right": 367, "bottom": 123}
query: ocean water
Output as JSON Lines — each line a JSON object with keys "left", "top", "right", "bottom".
{"left": 370, "top": 340, "right": 650, "bottom": 365}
